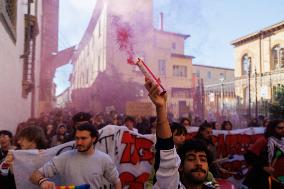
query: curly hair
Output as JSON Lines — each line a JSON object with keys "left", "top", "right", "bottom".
{"left": 264, "top": 119, "right": 284, "bottom": 138}
{"left": 177, "top": 139, "right": 213, "bottom": 166}
{"left": 17, "top": 126, "right": 47, "bottom": 149}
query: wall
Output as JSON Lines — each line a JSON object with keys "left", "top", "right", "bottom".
{"left": 0, "top": 1, "right": 42, "bottom": 132}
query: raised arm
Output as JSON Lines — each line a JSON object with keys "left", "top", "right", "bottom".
{"left": 145, "top": 78, "right": 181, "bottom": 189}
{"left": 144, "top": 78, "right": 171, "bottom": 138}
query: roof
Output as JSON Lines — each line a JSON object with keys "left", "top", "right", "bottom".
{"left": 171, "top": 53, "right": 194, "bottom": 59}
{"left": 56, "top": 87, "right": 70, "bottom": 97}
{"left": 231, "top": 20, "right": 284, "bottom": 47}
{"left": 154, "top": 29, "right": 190, "bottom": 39}
{"left": 193, "top": 64, "right": 234, "bottom": 71}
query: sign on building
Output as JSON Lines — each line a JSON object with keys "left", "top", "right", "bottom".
{"left": 125, "top": 101, "right": 155, "bottom": 116}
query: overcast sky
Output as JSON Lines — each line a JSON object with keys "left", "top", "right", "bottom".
{"left": 54, "top": 0, "right": 284, "bottom": 95}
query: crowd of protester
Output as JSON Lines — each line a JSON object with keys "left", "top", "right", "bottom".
{"left": 0, "top": 102, "right": 283, "bottom": 189}
{"left": 1, "top": 106, "right": 271, "bottom": 148}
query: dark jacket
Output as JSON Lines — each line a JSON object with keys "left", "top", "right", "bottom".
{"left": 0, "top": 148, "right": 16, "bottom": 189}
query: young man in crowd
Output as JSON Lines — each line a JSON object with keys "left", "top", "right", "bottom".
{"left": 124, "top": 116, "right": 138, "bottom": 133}
{"left": 30, "top": 123, "right": 121, "bottom": 189}
{"left": 194, "top": 122, "right": 219, "bottom": 177}
{"left": 1, "top": 126, "right": 47, "bottom": 189}
{"left": 144, "top": 77, "right": 216, "bottom": 189}
{"left": 17, "top": 126, "right": 48, "bottom": 150}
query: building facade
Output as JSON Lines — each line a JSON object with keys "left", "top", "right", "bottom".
{"left": 192, "top": 64, "right": 235, "bottom": 120}
{"left": 232, "top": 20, "right": 284, "bottom": 118}
{"left": 56, "top": 87, "right": 71, "bottom": 108}
{"left": 70, "top": 0, "right": 193, "bottom": 118}
{"left": 0, "top": 0, "right": 42, "bottom": 131}
{"left": 0, "top": 0, "right": 65, "bottom": 132}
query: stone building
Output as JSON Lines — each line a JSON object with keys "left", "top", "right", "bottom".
{"left": 232, "top": 20, "right": 284, "bottom": 118}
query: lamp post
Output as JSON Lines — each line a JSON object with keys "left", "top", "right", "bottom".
{"left": 248, "top": 58, "right": 251, "bottom": 119}
{"left": 220, "top": 77, "right": 225, "bottom": 118}
{"left": 255, "top": 68, "right": 258, "bottom": 119}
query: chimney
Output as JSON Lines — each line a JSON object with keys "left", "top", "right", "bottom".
{"left": 160, "top": 12, "right": 164, "bottom": 31}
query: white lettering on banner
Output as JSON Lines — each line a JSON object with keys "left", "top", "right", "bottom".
{"left": 13, "top": 126, "right": 265, "bottom": 189}
{"left": 13, "top": 125, "right": 156, "bottom": 189}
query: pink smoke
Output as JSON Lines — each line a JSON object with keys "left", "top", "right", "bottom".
{"left": 111, "top": 16, "right": 136, "bottom": 65}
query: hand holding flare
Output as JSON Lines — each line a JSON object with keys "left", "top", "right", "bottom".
{"left": 135, "top": 58, "right": 166, "bottom": 95}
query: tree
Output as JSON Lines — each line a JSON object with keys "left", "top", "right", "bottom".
{"left": 269, "top": 84, "right": 284, "bottom": 119}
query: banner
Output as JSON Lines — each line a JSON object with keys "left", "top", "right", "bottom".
{"left": 186, "top": 127, "right": 265, "bottom": 188}
{"left": 13, "top": 126, "right": 265, "bottom": 189}
{"left": 13, "top": 125, "right": 155, "bottom": 189}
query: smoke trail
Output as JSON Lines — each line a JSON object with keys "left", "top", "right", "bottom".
{"left": 111, "top": 16, "right": 135, "bottom": 65}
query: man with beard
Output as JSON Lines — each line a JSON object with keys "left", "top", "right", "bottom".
{"left": 144, "top": 77, "right": 215, "bottom": 189}
{"left": 30, "top": 123, "right": 121, "bottom": 189}
{"left": 177, "top": 140, "right": 214, "bottom": 189}
{"left": 194, "top": 122, "right": 218, "bottom": 177}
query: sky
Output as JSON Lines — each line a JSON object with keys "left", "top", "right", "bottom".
{"left": 54, "top": 0, "right": 284, "bottom": 95}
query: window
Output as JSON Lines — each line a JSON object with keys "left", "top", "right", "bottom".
{"left": 86, "top": 69, "right": 89, "bottom": 84}
{"left": 98, "top": 55, "right": 100, "bottom": 71}
{"left": 92, "top": 62, "right": 96, "bottom": 75}
{"left": 242, "top": 54, "right": 251, "bottom": 75}
{"left": 0, "top": 0, "right": 17, "bottom": 41}
{"left": 87, "top": 46, "right": 90, "bottom": 56}
{"left": 281, "top": 49, "right": 284, "bottom": 68}
{"left": 272, "top": 45, "right": 279, "bottom": 69}
{"left": 80, "top": 73, "right": 83, "bottom": 86}
{"left": 158, "top": 59, "right": 166, "bottom": 75}
{"left": 220, "top": 72, "right": 225, "bottom": 80}
{"left": 98, "top": 20, "right": 101, "bottom": 38}
{"left": 172, "top": 42, "right": 176, "bottom": 49}
{"left": 196, "top": 70, "right": 200, "bottom": 78}
{"left": 172, "top": 88, "right": 191, "bottom": 98}
{"left": 92, "top": 37, "right": 95, "bottom": 48}
{"left": 173, "top": 65, "right": 187, "bottom": 77}
{"left": 207, "top": 71, "right": 211, "bottom": 79}
{"left": 272, "top": 45, "right": 284, "bottom": 69}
